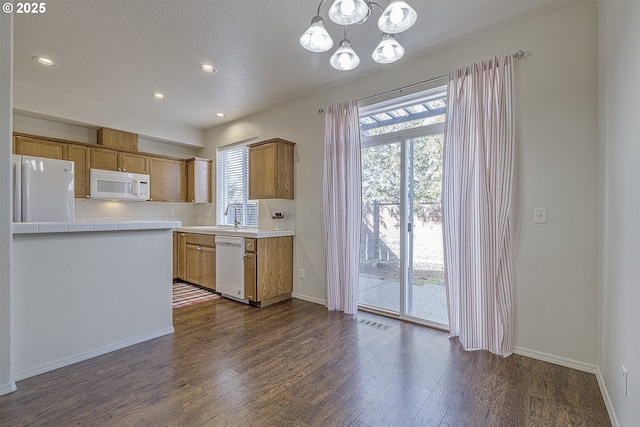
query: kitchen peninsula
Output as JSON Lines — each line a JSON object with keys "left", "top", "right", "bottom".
{"left": 12, "top": 221, "right": 180, "bottom": 381}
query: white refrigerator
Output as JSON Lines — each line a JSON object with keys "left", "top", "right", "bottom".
{"left": 12, "top": 155, "right": 75, "bottom": 222}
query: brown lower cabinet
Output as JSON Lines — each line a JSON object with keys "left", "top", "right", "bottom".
{"left": 174, "top": 232, "right": 293, "bottom": 307}
{"left": 244, "top": 236, "right": 293, "bottom": 307}
{"left": 174, "top": 233, "right": 216, "bottom": 290}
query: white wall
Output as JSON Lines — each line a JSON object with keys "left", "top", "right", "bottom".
{"left": 203, "top": 1, "right": 600, "bottom": 366}
{"left": 598, "top": 0, "right": 640, "bottom": 425}
{"left": 0, "top": 9, "right": 16, "bottom": 395}
{"left": 13, "top": 114, "right": 211, "bottom": 225}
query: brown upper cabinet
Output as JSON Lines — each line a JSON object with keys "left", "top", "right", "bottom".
{"left": 97, "top": 127, "right": 138, "bottom": 151}
{"left": 13, "top": 132, "right": 211, "bottom": 203}
{"left": 248, "top": 138, "right": 295, "bottom": 200}
{"left": 66, "top": 144, "right": 90, "bottom": 198}
{"left": 13, "top": 134, "right": 67, "bottom": 160}
{"left": 90, "top": 147, "right": 149, "bottom": 174}
{"left": 149, "top": 156, "right": 187, "bottom": 202}
{"left": 187, "top": 157, "right": 212, "bottom": 203}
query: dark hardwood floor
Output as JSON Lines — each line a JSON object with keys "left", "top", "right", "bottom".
{"left": 0, "top": 298, "right": 610, "bottom": 426}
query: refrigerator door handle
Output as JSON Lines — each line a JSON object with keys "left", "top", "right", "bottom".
{"left": 22, "top": 159, "right": 31, "bottom": 221}
{"left": 13, "top": 158, "right": 21, "bottom": 222}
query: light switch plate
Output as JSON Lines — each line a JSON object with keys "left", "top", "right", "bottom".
{"left": 534, "top": 208, "right": 547, "bottom": 224}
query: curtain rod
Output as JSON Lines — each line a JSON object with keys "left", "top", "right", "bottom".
{"left": 319, "top": 50, "right": 525, "bottom": 113}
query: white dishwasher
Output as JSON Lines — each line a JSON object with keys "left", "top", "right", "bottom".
{"left": 215, "top": 235, "right": 247, "bottom": 304}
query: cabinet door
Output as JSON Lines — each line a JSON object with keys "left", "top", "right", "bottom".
{"left": 244, "top": 251, "right": 257, "bottom": 302}
{"left": 120, "top": 152, "right": 149, "bottom": 174}
{"left": 149, "top": 157, "right": 187, "bottom": 202}
{"left": 187, "top": 158, "right": 212, "bottom": 203}
{"left": 256, "top": 237, "right": 293, "bottom": 301}
{"left": 90, "top": 147, "right": 120, "bottom": 171}
{"left": 14, "top": 135, "right": 67, "bottom": 160}
{"left": 173, "top": 233, "right": 178, "bottom": 279}
{"left": 200, "top": 246, "right": 216, "bottom": 290}
{"left": 98, "top": 128, "right": 138, "bottom": 151}
{"left": 176, "top": 233, "right": 187, "bottom": 280}
{"left": 185, "top": 244, "right": 202, "bottom": 284}
{"left": 67, "top": 144, "right": 90, "bottom": 198}
{"left": 249, "top": 143, "right": 278, "bottom": 199}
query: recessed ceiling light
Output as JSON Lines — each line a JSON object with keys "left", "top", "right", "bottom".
{"left": 33, "top": 56, "right": 56, "bottom": 67}
{"left": 199, "top": 64, "right": 217, "bottom": 74}
{"left": 151, "top": 92, "right": 166, "bottom": 100}
{"left": 216, "top": 113, "right": 226, "bottom": 118}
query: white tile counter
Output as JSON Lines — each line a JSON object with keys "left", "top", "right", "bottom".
{"left": 12, "top": 220, "right": 182, "bottom": 234}
{"left": 175, "top": 225, "right": 294, "bottom": 238}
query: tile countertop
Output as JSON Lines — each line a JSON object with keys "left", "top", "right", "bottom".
{"left": 12, "top": 221, "right": 183, "bottom": 234}
{"left": 175, "top": 226, "right": 295, "bottom": 239}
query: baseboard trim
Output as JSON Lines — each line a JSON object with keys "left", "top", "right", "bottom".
{"left": 292, "top": 293, "right": 327, "bottom": 306}
{"left": 512, "top": 346, "right": 598, "bottom": 373}
{"left": 13, "top": 327, "right": 175, "bottom": 382}
{"left": 595, "top": 365, "right": 620, "bottom": 427}
{"left": 0, "top": 381, "right": 16, "bottom": 396}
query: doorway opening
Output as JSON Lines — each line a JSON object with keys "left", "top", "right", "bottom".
{"left": 358, "top": 83, "right": 448, "bottom": 329}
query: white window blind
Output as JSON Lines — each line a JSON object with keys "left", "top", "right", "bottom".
{"left": 216, "top": 145, "right": 259, "bottom": 227}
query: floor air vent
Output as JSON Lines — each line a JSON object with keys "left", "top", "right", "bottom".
{"left": 357, "top": 319, "right": 391, "bottom": 330}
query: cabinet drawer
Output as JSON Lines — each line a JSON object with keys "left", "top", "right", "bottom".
{"left": 185, "top": 234, "right": 216, "bottom": 247}
{"left": 245, "top": 238, "right": 256, "bottom": 252}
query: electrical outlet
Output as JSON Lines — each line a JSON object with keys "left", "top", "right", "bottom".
{"left": 170, "top": 209, "right": 175, "bottom": 217}
{"left": 622, "top": 366, "right": 628, "bottom": 397}
{"left": 299, "top": 269, "right": 305, "bottom": 279}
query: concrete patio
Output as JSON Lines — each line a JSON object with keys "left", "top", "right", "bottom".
{"left": 359, "top": 273, "right": 449, "bottom": 325}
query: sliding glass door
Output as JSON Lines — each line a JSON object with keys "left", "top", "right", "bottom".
{"left": 405, "top": 135, "right": 447, "bottom": 325}
{"left": 359, "top": 141, "right": 402, "bottom": 313}
{"left": 358, "top": 84, "right": 448, "bottom": 328}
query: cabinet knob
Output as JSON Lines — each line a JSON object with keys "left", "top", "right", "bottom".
{"left": 197, "top": 247, "right": 202, "bottom": 251}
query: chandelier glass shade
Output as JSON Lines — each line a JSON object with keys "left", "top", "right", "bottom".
{"left": 378, "top": 0, "right": 417, "bottom": 33}
{"left": 371, "top": 33, "right": 404, "bottom": 63}
{"left": 300, "top": 0, "right": 417, "bottom": 70}
{"left": 330, "top": 38, "right": 361, "bottom": 71}
{"left": 328, "top": 0, "right": 371, "bottom": 25}
{"left": 299, "top": 16, "right": 334, "bottom": 52}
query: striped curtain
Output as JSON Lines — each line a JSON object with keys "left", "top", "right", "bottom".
{"left": 322, "top": 100, "right": 362, "bottom": 314}
{"left": 443, "top": 55, "right": 514, "bottom": 357}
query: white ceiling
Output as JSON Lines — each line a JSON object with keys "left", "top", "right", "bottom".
{"left": 13, "top": 0, "right": 567, "bottom": 130}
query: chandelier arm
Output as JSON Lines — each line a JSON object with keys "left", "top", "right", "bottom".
{"left": 316, "top": 0, "right": 328, "bottom": 16}
{"left": 370, "top": 2, "right": 385, "bottom": 14}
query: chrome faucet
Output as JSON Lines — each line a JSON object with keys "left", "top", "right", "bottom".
{"left": 224, "top": 203, "right": 240, "bottom": 228}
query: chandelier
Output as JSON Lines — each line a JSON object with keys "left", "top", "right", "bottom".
{"left": 300, "top": 0, "right": 417, "bottom": 71}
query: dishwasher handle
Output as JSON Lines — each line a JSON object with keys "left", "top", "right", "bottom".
{"left": 215, "top": 235, "right": 244, "bottom": 247}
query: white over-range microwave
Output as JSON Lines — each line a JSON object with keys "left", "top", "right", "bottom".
{"left": 90, "top": 169, "right": 150, "bottom": 201}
